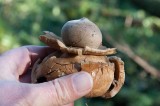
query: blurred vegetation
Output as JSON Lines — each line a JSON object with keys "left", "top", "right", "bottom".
{"left": 1, "top": 0, "right": 160, "bottom": 106}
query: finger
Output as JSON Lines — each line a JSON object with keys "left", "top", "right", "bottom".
{"left": 24, "top": 72, "right": 93, "bottom": 106}
{"left": 24, "top": 45, "right": 55, "bottom": 65}
{"left": 0, "top": 46, "right": 54, "bottom": 80}
{"left": 19, "top": 69, "right": 32, "bottom": 83}
{"left": 63, "top": 103, "right": 74, "bottom": 106}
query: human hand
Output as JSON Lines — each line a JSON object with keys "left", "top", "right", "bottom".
{"left": 0, "top": 46, "right": 93, "bottom": 106}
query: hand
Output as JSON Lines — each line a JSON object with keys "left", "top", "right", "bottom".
{"left": 0, "top": 46, "right": 93, "bottom": 106}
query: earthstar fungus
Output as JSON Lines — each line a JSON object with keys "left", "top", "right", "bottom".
{"left": 31, "top": 18, "right": 125, "bottom": 99}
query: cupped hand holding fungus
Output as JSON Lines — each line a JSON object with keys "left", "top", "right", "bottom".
{"left": 0, "top": 18, "right": 124, "bottom": 106}
{"left": 32, "top": 18, "right": 125, "bottom": 98}
{"left": 0, "top": 46, "right": 93, "bottom": 106}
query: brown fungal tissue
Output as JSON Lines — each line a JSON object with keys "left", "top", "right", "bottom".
{"left": 31, "top": 17, "right": 125, "bottom": 99}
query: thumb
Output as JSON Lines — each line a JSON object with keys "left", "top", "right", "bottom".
{"left": 26, "top": 72, "right": 93, "bottom": 106}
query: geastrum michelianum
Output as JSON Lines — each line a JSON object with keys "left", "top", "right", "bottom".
{"left": 31, "top": 18, "right": 125, "bottom": 99}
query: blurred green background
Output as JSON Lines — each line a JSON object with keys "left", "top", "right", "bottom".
{"left": 1, "top": 0, "right": 160, "bottom": 106}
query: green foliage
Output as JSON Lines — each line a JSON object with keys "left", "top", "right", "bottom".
{"left": 0, "top": 0, "right": 160, "bottom": 105}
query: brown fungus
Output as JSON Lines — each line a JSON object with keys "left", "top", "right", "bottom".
{"left": 31, "top": 18, "right": 125, "bottom": 99}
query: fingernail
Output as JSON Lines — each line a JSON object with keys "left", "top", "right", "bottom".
{"left": 72, "top": 72, "right": 93, "bottom": 93}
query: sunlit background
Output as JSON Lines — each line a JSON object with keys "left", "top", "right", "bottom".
{"left": 0, "top": 0, "right": 160, "bottom": 106}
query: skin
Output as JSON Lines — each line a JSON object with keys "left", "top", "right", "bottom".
{"left": 0, "top": 45, "right": 93, "bottom": 106}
